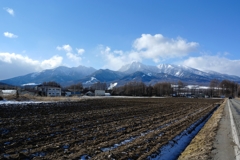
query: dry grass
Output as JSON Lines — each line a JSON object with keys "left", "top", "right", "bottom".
{"left": 2, "top": 93, "right": 83, "bottom": 102}
{"left": 178, "top": 99, "right": 226, "bottom": 160}
{"left": 33, "top": 96, "right": 83, "bottom": 102}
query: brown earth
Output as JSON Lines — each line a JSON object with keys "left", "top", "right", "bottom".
{"left": 0, "top": 98, "right": 222, "bottom": 159}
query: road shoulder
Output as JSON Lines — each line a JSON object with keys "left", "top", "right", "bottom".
{"left": 211, "top": 100, "right": 235, "bottom": 160}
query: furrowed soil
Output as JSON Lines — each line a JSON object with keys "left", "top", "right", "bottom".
{"left": 0, "top": 98, "right": 222, "bottom": 160}
{"left": 178, "top": 99, "right": 226, "bottom": 160}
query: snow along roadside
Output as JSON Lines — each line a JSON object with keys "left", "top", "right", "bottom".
{"left": 178, "top": 99, "right": 226, "bottom": 160}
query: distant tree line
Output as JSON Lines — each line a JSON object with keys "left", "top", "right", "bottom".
{"left": 65, "top": 83, "right": 83, "bottom": 91}
{"left": 90, "top": 82, "right": 107, "bottom": 90}
{"left": 34, "top": 79, "right": 240, "bottom": 97}
{"left": 209, "top": 79, "right": 238, "bottom": 97}
{"left": 111, "top": 81, "right": 173, "bottom": 96}
{"left": 42, "top": 81, "right": 61, "bottom": 87}
{"left": 111, "top": 79, "right": 239, "bottom": 97}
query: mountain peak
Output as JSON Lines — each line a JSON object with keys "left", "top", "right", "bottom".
{"left": 118, "top": 62, "right": 157, "bottom": 74}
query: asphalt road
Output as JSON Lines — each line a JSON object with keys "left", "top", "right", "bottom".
{"left": 212, "top": 99, "right": 240, "bottom": 160}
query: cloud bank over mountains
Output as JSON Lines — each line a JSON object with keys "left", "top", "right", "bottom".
{"left": 0, "top": 34, "right": 239, "bottom": 80}
{"left": 133, "top": 34, "right": 199, "bottom": 62}
{"left": 0, "top": 52, "right": 62, "bottom": 79}
{"left": 101, "top": 34, "right": 199, "bottom": 70}
{"left": 183, "top": 55, "right": 240, "bottom": 76}
{"left": 56, "top": 44, "right": 85, "bottom": 66}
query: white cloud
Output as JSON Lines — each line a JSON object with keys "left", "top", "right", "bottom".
{"left": 4, "top": 7, "right": 14, "bottom": 16}
{"left": 66, "top": 52, "right": 82, "bottom": 63}
{"left": 183, "top": 55, "right": 240, "bottom": 76}
{"left": 100, "top": 46, "right": 141, "bottom": 70}
{"left": 56, "top": 44, "right": 72, "bottom": 52}
{"left": 4, "top": 32, "right": 18, "bottom": 38}
{"left": 100, "top": 34, "right": 198, "bottom": 70}
{"left": 0, "top": 52, "right": 63, "bottom": 80}
{"left": 57, "top": 44, "right": 83, "bottom": 65}
{"left": 76, "top": 48, "right": 85, "bottom": 55}
{"left": 133, "top": 34, "right": 199, "bottom": 62}
{"left": 41, "top": 55, "right": 63, "bottom": 69}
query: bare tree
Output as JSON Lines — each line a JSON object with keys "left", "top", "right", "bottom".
{"left": 153, "top": 82, "right": 171, "bottom": 96}
{"left": 91, "top": 82, "right": 107, "bottom": 90}
{"left": 42, "top": 81, "right": 61, "bottom": 87}
{"left": 209, "top": 79, "right": 220, "bottom": 97}
{"left": 220, "top": 80, "right": 238, "bottom": 97}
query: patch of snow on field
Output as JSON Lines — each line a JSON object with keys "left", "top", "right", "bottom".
{"left": 101, "top": 136, "right": 136, "bottom": 152}
{"left": 148, "top": 106, "right": 218, "bottom": 160}
{"left": 101, "top": 119, "right": 179, "bottom": 152}
{"left": 100, "top": 108, "right": 205, "bottom": 152}
{"left": 0, "top": 100, "right": 51, "bottom": 105}
{"left": 79, "top": 154, "right": 91, "bottom": 160}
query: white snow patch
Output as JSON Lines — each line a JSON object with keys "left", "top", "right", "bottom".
{"left": 79, "top": 154, "right": 91, "bottom": 160}
{"left": 85, "top": 77, "right": 98, "bottom": 84}
{"left": 31, "top": 72, "right": 40, "bottom": 78}
{"left": 22, "top": 83, "right": 39, "bottom": 86}
{"left": 147, "top": 73, "right": 152, "bottom": 76}
{"left": 0, "top": 100, "right": 50, "bottom": 105}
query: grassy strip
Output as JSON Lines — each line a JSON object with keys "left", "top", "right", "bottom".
{"left": 2, "top": 93, "right": 83, "bottom": 102}
{"left": 178, "top": 99, "right": 226, "bottom": 160}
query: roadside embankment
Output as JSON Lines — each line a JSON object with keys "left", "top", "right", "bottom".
{"left": 178, "top": 99, "right": 226, "bottom": 160}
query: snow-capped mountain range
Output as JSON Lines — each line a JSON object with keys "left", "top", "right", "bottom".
{"left": 1, "top": 62, "right": 240, "bottom": 87}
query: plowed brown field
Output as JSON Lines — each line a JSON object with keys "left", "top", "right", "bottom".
{"left": 0, "top": 98, "right": 222, "bottom": 160}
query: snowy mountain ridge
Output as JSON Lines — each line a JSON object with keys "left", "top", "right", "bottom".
{"left": 1, "top": 62, "right": 240, "bottom": 86}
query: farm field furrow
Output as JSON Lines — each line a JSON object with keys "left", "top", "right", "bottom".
{"left": 0, "top": 98, "right": 222, "bottom": 159}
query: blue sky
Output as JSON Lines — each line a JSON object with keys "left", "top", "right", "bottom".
{"left": 1, "top": 0, "right": 240, "bottom": 80}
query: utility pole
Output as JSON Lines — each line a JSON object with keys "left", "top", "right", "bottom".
{"left": 236, "top": 83, "right": 238, "bottom": 97}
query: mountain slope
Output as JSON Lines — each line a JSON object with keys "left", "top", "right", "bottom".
{"left": 119, "top": 62, "right": 240, "bottom": 84}
{"left": 79, "top": 69, "right": 125, "bottom": 85}
{"left": 1, "top": 62, "right": 240, "bottom": 87}
{"left": 119, "top": 62, "right": 159, "bottom": 74}
{"left": 0, "top": 65, "right": 96, "bottom": 86}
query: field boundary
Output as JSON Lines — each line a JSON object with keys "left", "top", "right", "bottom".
{"left": 178, "top": 99, "right": 226, "bottom": 160}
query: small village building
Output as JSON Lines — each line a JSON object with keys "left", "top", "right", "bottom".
{"left": 85, "top": 91, "right": 94, "bottom": 96}
{"left": 105, "top": 93, "right": 111, "bottom": 96}
{"left": 95, "top": 90, "right": 105, "bottom": 96}
{"left": 65, "top": 91, "right": 72, "bottom": 97}
{"left": 61, "top": 89, "right": 72, "bottom": 97}
{"left": 37, "top": 85, "right": 61, "bottom": 97}
{"left": 2, "top": 90, "right": 16, "bottom": 96}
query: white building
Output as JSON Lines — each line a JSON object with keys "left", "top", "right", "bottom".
{"left": 37, "top": 86, "right": 61, "bottom": 97}
{"left": 2, "top": 90, "right": 16, "bottom": 96}
{"left": 105, "top": 93, "right": 111, "bottom": 96}
{"left": 95, "top": 90, "right": 105, "bottom": 96}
